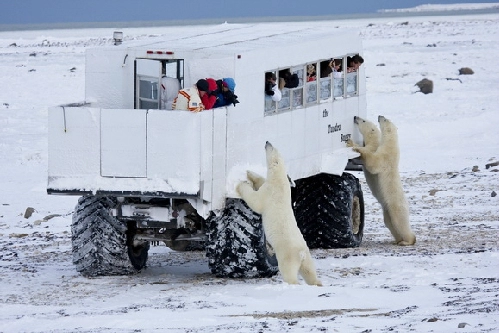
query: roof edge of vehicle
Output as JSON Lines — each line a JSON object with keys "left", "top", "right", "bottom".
{"left": 88, "top": 23, "right": 360, "bottom": 56}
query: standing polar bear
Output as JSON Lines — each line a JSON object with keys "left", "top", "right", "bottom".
{"left": 347, "top": 116, "right": 416, "bottom": 246}
{"left": 349, "top": 116, "right": 382, "bottom": 204}
{"left": 236, "top": 141, "right": 322, "bottom": 286}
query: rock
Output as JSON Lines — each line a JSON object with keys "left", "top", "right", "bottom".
{"left": 34, "top": 220, "right": 42, "bottom": 225}
{"left": 24, "top": 207, "right": 35, "bottom": 219}
{"left": 427, "top": 317, "right": 439, "bottom": 322}
{"left": 415, "top": 78, "right": 433, "bottom": 94}
{"left": 43, "top": 214, "right": 61, "bottom": 221}
{"left": 459, "top": 67, "right": 474, "bottom": 75}
{"left": 458, "top": 322, "right": 469, "bottom": 328}
{"left": 429, "top": 189, "right": 440, "bottom": 196}
{"left": 492, "top": 191, "right": 497, "bottom": 197}
{"left": 472, "top": 165, "right": 479, "bottom": 172}
{"left": 376, "top": 63, "right": 386, "bottom": 66}
{"left": 485, "top": 161, "right": 499, "bottom": 169}
{"left": 9, "top": 233, "right": 29, "bottom": 238}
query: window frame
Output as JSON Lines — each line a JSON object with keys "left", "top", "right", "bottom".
{"left": 264, "top": 54, "right": 361, "bottom": 116}
{"left": 134, "top": 58, "right": 184, "bottom": 110}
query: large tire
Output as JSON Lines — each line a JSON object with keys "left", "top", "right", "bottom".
{"left": 292, "top": 172, "right": 364, "bottom": 249}
{"left": 72, "top": 195, "right": 149, "bottom": 277}
{"left": 205, "top": 198, "right": 278, "bottom": 278}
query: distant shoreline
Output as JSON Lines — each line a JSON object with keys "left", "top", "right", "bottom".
{"left": 1, "top": 8, "right": 498, "bottom": 32}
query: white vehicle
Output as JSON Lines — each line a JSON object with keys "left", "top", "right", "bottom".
{"left": 47, "top": 23, "right": 367, "bottom": 278}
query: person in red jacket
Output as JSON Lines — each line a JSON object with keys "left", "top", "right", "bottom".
{"left": 196, "top": 78, "right": 217, "bottom": 110}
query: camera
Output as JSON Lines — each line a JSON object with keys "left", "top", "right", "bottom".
{"left": 265, "top": 82, "right": 274, "bottom": 95}
{"left": 224, "top": 90, "right": 239, "bottom": 106}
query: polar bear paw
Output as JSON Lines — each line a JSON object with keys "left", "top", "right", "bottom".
{"left": 346, "top": 139, "right": 356, "bottom": 148}
{"left": 246, "top": 170, "right": 266, "bottom": 190}
{"left": 397, "top": 237, "right": 416, "bottom": 246}
{"left": 236, "top": 180, "right": 253, "bottom": 196}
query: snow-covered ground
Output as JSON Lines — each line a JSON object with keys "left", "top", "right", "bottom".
{"left": 1, "top": 10, "right": 498, "bottom": 333}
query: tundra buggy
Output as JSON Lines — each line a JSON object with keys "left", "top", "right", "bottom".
{"left": 47, "top": 23, "right": 366, "bottom": 278}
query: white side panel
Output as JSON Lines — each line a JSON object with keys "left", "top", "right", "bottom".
{"left": 211, "top": 108, "right": 228, "bottom": 210}
{"left": 304, "top": 104, "right": 321, "bottom": 157}
{"left": 101, "top": 109, "right": 147, "bottom": 178}
{"left": 286, "top": 105, "right": 320, "bottom": 178}
{"left": 324, "top": 99, "right": 346, "bottom": 152}
{"left": 224, "top": 50, "right": 270, "bottom": 188}
{"left": 199, "top": 111, "right": 214, "bottom": 204}
{"left": 344, "top": 97, "right": 361, "bottom": 142}
{"left": 289, "top": 107, "right": 308, "bottom": 162}
{"left": 147, "top": 110, "right": 201, "bottom": 193}
{"left": 85, "top": 48, "right": 134, "bottom": 109}
{"left": 353, "top": 92, "right": 368, "bottom": 143}
{"left": 48, "top": 107, "right": 101, "bottom": 179}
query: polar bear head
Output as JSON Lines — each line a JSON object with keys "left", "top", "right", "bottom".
{"left": 378, "top": 115, "right": 397, "bottom": 135}
{"left": 354, "top": 116, "right": 381, "bottom": 151}
{"left": 265, "top": 141, "right": 286, "bottom": 179}
{"left": 378, "top": 115, "right": 399, "bottom": 147}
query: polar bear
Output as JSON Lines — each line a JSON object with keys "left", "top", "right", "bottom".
{"left": 236, "top": 141, "right": 322, "bottom": 286}
{"left": 347, "top": 116, "right": 382, "bottom": 203}
{"left": 348, "top": 116, "right": 416, "bottom": 246}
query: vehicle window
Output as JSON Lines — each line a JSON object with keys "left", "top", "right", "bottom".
{"left": 138, "top": 77, "right": 159, "bottom": 109}
{"left": 264, "top": 54, "right": 361, "bottom": 115}
{"left": 291, "top": 66, "right": 304, "bottom": 108}
{"left": 278, "top": 67, "right": 303, "bottom": 111}
{"left": 306, "top": 63, "right": 318, "bottom": 104}
{"left": 163, "top": 59, "right": 184, "bottom": 87}
{"left": 264, "top": 71, "right": 279, "bottom": 115}
{"left": 136, "top": 59, "right": 161, "bottom": 109}
{"left": 346, "top": 71, "right": 358, "bottom": 96}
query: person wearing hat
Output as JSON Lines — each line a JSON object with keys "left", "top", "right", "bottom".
{"left": 196, "top": 78, "right": 218, "bottom": 110}
{"left": 265, "top": 72, "right": 282, "bottom": 102}
{"left": 213, "top": 78, "right": 239, "bottom": 108}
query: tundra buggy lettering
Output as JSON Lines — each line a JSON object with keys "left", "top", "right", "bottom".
{"left": 48, "top": 24, "right": 367, "bottom": 278}
{"left": 341, "top": 134, "right": 352, "bottom": 142}
{"left": 328, "top": 123, "right": 342, "bottom": 134}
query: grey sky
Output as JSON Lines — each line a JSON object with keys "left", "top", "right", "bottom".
{"left": 0, "top": 0, "right": 497, "bottom": 25}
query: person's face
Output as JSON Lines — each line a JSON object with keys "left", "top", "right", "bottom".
{"left": 330, "top": 60, "right": 340, "bottom": 71}
{"left": 199, "top": 90, "right": 206, "bottom": 97}
{"left": 352, "top": 62, "right": 361, "bottom": 70}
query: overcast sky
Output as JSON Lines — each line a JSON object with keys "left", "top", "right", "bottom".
{"left": 1, "top": 0, "right": 497, "bottom": 25}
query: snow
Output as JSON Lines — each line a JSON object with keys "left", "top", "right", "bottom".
{"left": 1, "top": 9, "right": 499, "bottom": 333}
{"left": 379, "top": 2, "right": 499, "bottom": 12}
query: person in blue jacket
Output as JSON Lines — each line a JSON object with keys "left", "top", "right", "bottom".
{"left": 213, "top": 78, "right": 239, "bottom": 108}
